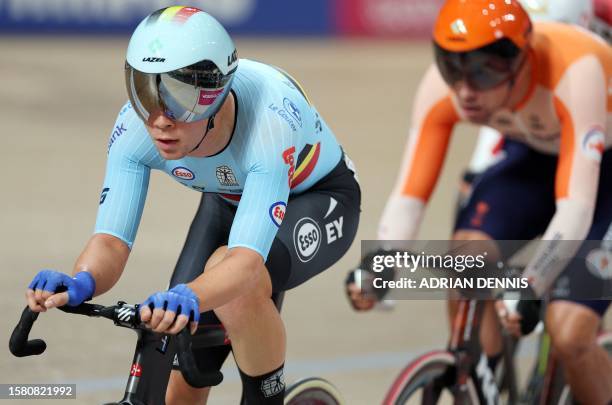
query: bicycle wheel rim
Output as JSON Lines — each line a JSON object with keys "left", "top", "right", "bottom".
{"left": 285, "top": 377, "right": 344, "bottom": 405}
{"left": 384, "top": 351, "right": 480, "bottom": 405}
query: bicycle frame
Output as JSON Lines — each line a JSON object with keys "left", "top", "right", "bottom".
{"left": 434, "top": 297, "right": 518, "bottom": 404}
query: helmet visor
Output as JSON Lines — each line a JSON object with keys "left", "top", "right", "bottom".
{"left": 125, "top": 60, "right": 235, "bottom": 123}
{"left": 434, "top": 39, "right": 524, "bottom": 91}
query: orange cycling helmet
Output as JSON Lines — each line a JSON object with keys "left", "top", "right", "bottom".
{"left": 433, "top": 0, "right": 533, "bottom": 90}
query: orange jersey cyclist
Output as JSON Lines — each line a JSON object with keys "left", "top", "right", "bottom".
{"left": 352, "top": 1, "right": 611, "bottom": 404}
{"left": 24, "top": 6, "right": 360, "bottom": 405}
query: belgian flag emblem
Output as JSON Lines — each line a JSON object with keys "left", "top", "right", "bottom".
{"left": 291, "top": 143, "right": 321, "bottom": 189}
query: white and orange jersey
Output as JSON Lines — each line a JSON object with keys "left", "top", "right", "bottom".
{"left": 379, "top": 22, "right": 611, "bottom": 245}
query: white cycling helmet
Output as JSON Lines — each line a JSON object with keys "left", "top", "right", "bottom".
{"left": 125, "top": 6, "right": 238, "bottom": 123}
{"left": 519, "top": 0, "right": 593, "bottom": 28}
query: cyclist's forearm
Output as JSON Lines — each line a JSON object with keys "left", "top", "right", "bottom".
{"left": 377, "top": 194, "right": 424, "bottom": 240}
{"left": 187, "top": 247, "right": 264, "bottom": 312}
{"left": 523, "top": 198, "right": 593, "bottom": 296}
{"left": 73, "top": 233, "right": 130, "bottom": 297}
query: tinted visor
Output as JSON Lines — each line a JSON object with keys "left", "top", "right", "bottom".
{"left": 434, "top": 39, "right": 524, "bottom": 91}
{"left": 125, "top": 60, "right": 235, "bottom": 123}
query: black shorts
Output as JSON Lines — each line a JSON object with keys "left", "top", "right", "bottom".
{"left": 170, "top": 155, "right": 361, "bottom": 375}
{"left": 456, "top": 140, "right": 612, "bottom": 315}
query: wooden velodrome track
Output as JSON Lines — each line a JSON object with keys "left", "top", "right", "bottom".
{"left": 2, "top": 37, "right": 609, "bottom": 404}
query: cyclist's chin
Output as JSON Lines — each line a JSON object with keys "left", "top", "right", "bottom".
{"left": 156, "top": 145, "right": 187, "bottom": 160}
{"left": 462, "top": 107, "right": 490, "bottom": 124}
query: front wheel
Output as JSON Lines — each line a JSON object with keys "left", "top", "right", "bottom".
{"left": 284, "top": 377, "right": 344, "bottom": 405}
{"left": 383, "top": 350, "right": 480, "bottom": 405}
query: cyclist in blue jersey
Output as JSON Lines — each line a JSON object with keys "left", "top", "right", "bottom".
{"left": 24, "top": 6, "right": 360, "bottom": 404}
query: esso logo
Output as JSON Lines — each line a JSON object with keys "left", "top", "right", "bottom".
{"left": 293, "top": 217, "right": 321, "bottom": 262}
{"left": 269, "top": 201, "right": 287, "bottom": 227}
{"left": 172, "top": 167, "right": 195, "bottom": 181}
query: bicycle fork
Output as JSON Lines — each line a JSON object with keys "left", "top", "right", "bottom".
{"left": 112, "top": 331, "right": 174, "bottom": 405}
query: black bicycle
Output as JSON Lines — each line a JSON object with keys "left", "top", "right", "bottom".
{"left": 381, "top": 294, "right": 612, "bottom": 405}
{"left": 9, "top": 301, "right": 344, "bottom": 404}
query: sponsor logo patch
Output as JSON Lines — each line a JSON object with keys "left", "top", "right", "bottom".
{"left": 283, "top": 98, "right": 302, "bottom": 127}
{"left": 470, "top": 201, "right": 489, "bottom": 227}
{"left": 198, "top": 88, "right": 224, "bottom": 106}
{"left": 227, "top": 49, "right": 238, "bottom": 66}
{"left": 172, "top": 166, "right": 195, "bottom": 181}
{"left": 119, "top": 102, "right": 132, "bottom": 116}
{"left": 283, "top": 146, "right": 296, "bottom": 187}
{"left": 325, "top": 216, "right": 344, "bottom": 244}
{"left": 215, "top": 165, "right": 239, "bottom": 186}
{"left": 450, "top": 19, "right": 467, "bottom": 35}
{"left": 582, "top": 127, "right": 605, "bottom": 162}
{"left": 99, "top": 187, "right": 110, "bottom": 205}
{"left": 261, "top": 368, "right": 285, "bottom": 398}
{"left": 324, "top": 197, "right": 338, "bottom": 219}
{"left": 269, "top": 202, "right": 286, "bottom": 227}
{"left": 552, "top": 276, "right": 571, "bottom": 298}
{"left": 142, "top": 57, "right": 166, "bottom": 63}
{"left": 586, "top": 248, "right": 612, "bottom": 280}
{"left": 191, "top": 185, "right": 206, "bottom": 192}
{"left": 293, "top": 217, "right": 321, "bottom": 262}
{"left": 130, "top": 363, "right": 142, "bottom": 377}
{"left": 268, "top": 102, "right": 298, "bottom": 132}
{"left": 107, "top": 123, "right": 127, "bottom": 153}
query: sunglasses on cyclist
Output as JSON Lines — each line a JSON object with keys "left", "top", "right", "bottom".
{"left": 434, "top": 38, "right": 525, "bottom": 91}
{"left": 125, "top": 60, "right": 236, "bottom": 123}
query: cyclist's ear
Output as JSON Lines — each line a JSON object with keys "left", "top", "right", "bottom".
{"left": 44, "top": 291, "right": 69, "bottom": 309}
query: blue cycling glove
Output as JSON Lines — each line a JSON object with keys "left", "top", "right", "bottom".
{"left": 141, "top": 284, "right": 201, "bottom": 324}
{"left": 28, "top": 270, "right": 96, "bottom": 307}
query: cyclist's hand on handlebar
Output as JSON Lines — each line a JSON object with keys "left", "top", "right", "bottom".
{"left": 140, "top": 284, "right": 200, "bottom": 335}
{"left": 26, "top": 270, "right": 96, "bottom": 312}
{"left": 345, "top": 249, "right": 396, "bottom": 312}
{"left": 345, "top": 269, "right": 377, "bottom": 311}
{"left": 496, "top": 286, "right": 540, "bottom": 337}
{"left": 495, "top": 300, "right": 523, "bottom": 337}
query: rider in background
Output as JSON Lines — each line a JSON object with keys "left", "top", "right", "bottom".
{"left": 348, "top": 0, "right": 611, "bottom": 403}
{"left": 25, "top": 7, "right": 360, "bottom": 404}
{"left": 462, "top": 0, "right": 601, "bottom": 201}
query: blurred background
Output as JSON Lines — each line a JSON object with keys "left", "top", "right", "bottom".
{"left": 1, "top": 0, "right": 610, "bottom": 404}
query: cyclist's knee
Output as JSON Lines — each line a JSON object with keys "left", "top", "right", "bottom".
{"left": 213, "top": 263, "right": 273, "bottom": 331}
{"left": 205, "top": 246, "right": 229, "bottom": 270}
{"left": 546, "top": 301, "right": 600, "bottom": 361}
{"left": 166, "top": 370, "right": 210, "bottom": 405}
